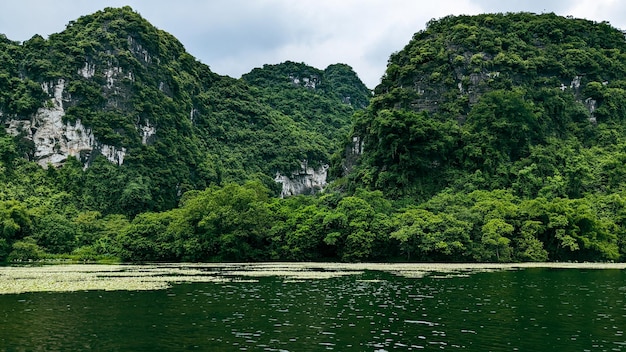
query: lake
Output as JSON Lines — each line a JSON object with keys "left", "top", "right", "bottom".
{"left": 0, "top": 263, "right": 625, "bottom": 351}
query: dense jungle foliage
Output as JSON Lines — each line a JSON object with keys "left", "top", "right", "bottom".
{"left": 2, "top": 9, "right": 626, "bottom": 263}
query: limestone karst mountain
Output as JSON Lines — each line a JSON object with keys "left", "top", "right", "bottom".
{"left": 2, "top": 10, "right": 626, "bottom": 263}
{"left": 0, "top": 6, "right": 369, "bottom": 211}
{"left": 348, "top": 12, "right": 626, "bottom": 200}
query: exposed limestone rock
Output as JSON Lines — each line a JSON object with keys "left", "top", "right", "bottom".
{"left": 100, "top": 144, "right": 126, "bottom": 165}
{"left": 32, "top": 79, "right": 94, "bottom": 166}
{"left": 557, "top": 76, "right": 600, "bottom": 124}
{"left": 585, "top": 97, "right": 598, "bottom": 124}
{"left": 127, "top": 36, "right": 151, "bottom": 63}
{"left": 570, "top": 75, "right": 582, "bottom": 90}
{"left": 79, "top": 62, "right": 96, "bottom": 78}
{"left": 289, "top": 74, "right": 320, "bottom": 89}
{"left": 105, "top": 66, "right": 124, "bottom": 89}
{"left": 339, "top": 136, "right": 364, "bottom": 175}
{"left": 4, "top": 79, "right": 128, "bottom": 168}
{"left": 275, "top": 162, "right": 329, "bottom": 198}
{"left": 140, "top": 121, "right": 156, "bottom": 145}
{"left": 351, "top": 136, "right": 364, "bottom": 155}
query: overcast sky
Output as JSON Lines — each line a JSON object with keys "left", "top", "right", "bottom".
{"left": 1, "top": 0, "right": 626, "bottom": 88}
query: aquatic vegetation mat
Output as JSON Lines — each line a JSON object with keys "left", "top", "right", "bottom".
{"left": 0, "top": 264, "right": 235, "bottom": 294}
{"left": 1, "top": 262, "right": 625, "bottom": 294}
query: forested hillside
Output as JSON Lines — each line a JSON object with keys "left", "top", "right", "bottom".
{"left": 2, "top": 9, "right": 626, "bottom": 263}
{"left": 243, "top": 61, "right": 370, "bottom": 147}
{"left": 0, "top": 7, "right": 367, "bottom": 261}
{"left": 345, "top": 13, "right": 626, "bottom": 261}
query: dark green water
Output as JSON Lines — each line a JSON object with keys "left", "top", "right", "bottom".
{"left": 1, "top": 268, "right": 625, "bottom": 351}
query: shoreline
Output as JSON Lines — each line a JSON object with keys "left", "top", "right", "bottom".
{"left": 0, "top": 262, "right": 623, "bottom": 295}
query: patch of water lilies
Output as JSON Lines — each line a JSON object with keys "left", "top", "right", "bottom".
{"left": 1, "top": 262, "right": 625, "bottom": 294}
{"left": 0, "top": 264, "right": 247, "bottom": 295}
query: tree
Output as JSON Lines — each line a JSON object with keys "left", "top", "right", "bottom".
{"left": 357, "top": 109, "right": 458, "bottom": 196}
{"left": 116, "top": 211, "right": 174, "bottom": 261}
{"left": 196, "top": 182, "right": 274, "bottom": 261}
{"left": 463, "top": 89, "right": 541, "bottom": 170}
{"left": 0, "top": 200, "right": 32, "bottom": 261}
{"left": 32, "top": 213, "right": 78, "bottom": 254}
{"left": 514, "top": 220, "right": 549, "bottom": 262}
{"left": 391, "top": 207, "right": 470, "bottom": 261}
{"left": 0, "top": 133, "right": 17, "bottom": 168}
{"left": 334, "top": 196, "right": 377, "bottom": 261}
{"left": 119, "top": 176, "right": 154, "bottom": 216}
{"left": 8, "top": 237, "right": 45, "bottom": 262}
{"left": 481, "top": 218, "right": 514, "bottom": 262}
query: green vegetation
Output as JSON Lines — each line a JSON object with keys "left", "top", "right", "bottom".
{"left": 2, "top": 9, "right": 626, "bottom": 263}
{"left": 341, "top": 12, "right": 626, "bottom": 262}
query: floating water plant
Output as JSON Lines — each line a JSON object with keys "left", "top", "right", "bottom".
{"left": 1, "top": 262, "right": 624, "bottom": 294}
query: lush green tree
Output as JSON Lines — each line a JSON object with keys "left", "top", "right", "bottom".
{"left": 463, "top": 89, "right": 541, "bottom": 170}
{"left": 480, "top": 218, "right": 514, "bottom": 262}
{"left": 0, "top": 200, "right": 32, "bottom": 261}
{"left": 274, "top": 202, "right": 332, "bottom": 261}
{"left": 8, "top": 237, "right": 45, "bottom": 262}
{"left": 116, "top": 211, "right": 175, "bottom": 261}
{"left": 198, "top": 182, "right": 274, "bottom": 261}
{"left": 32, "top": 213, "right": 78, "bottom": 254}
{"left": 514, "top": 220, "right": 549, "bottom": 261}
{"left": 353, "top": 109, "right": 458, "bottom": 197}
{"left": 391, "top": 208, "right": 446, "bottom": 260}
{"left": 521, "top": 197, "right": 619, "bottom": 261}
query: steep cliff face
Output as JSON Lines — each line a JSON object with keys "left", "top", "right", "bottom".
{"left": 1, "top": 7, "right": 185, "bottom": 169}
{"left": 5, "top": 79, "right": 130, "bottom": 167}
{"left": 243, "top": 61, "right": 371, "bottom": 110}
{"left": 373, "top": 22, "right": 617, "bottom": 122}
{"left": 274, "top": 162, "right": 329, "bottom": 198}
{"left": 0, "top": 7, "right": 225, "bottom": 210}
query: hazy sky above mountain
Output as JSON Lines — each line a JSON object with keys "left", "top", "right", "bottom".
{"left": 1, "top": 0, "right": 625, "bottom": 88}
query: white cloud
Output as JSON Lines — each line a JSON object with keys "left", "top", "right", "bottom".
{"left": 200, "top": 0, "right": 483, "bottom": 87}
{"left": 564, "top": 0, "right": 626, "bottom": 28}
{"left": 1, "top": 0, "right": 626, "bottom": 88}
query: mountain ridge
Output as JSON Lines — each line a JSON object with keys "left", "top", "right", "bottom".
{"left": 349, "top": 12, "right": 626, "bottom": 198}
{"left": 0, "top": 6, "right": 368, "bottom": 209}
{"left": 3, "top": 9, "right": 626, "bottom": 263}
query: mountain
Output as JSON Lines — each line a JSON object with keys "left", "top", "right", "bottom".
{"left": 3, "top": 10, "right": 626, "bottom": 264}
{"left": 338, "top": 12, "right": 626, "bottom": 261}
{"left": 242, "top": 61, "right": 371, "bottom": 196}
{"left": 0, "top": 6, "right": 368, "bottom": 213}
{"left": 0, "top": 6, "right": 373, "bottom": 262}
{"left": 348, "top": 12, "right": 626, "bottom": 199}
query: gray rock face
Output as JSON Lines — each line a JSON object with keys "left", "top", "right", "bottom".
{"left": 289, "top": 74, "right": 320, "bottom": 89}
{"left": 5, "top": 79, "right": 128, "bottom": 168}
{"left": 275, "top": 162, "right": 329, "bottom": 198}
{"left": 2, "top": 31, "right": 164, "bottom": 169}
